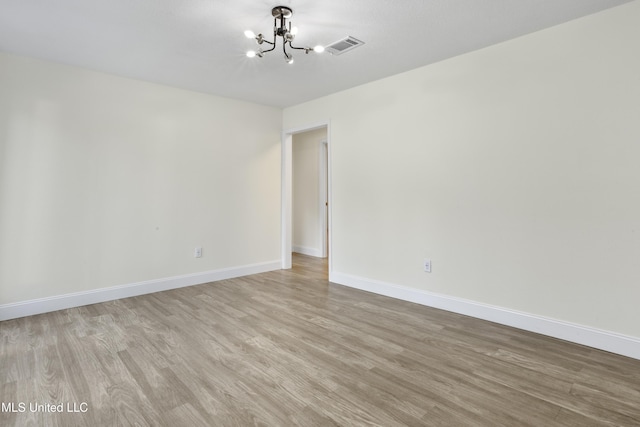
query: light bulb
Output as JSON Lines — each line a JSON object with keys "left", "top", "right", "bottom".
{"left": 244, "top": 30, "right": 255, "bottom": 39}
{"left": 313, "top": 45, "right": 325, "bottom": 53}
{"left": 246, "top": 50, "right": 256, "bottom": 58}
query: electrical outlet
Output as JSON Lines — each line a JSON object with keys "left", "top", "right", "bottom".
{"left": 424, "top": 258, "right": 431, "bottom": 273}
{"left": 194, "top": 247, "right": 203, "bottom": 258}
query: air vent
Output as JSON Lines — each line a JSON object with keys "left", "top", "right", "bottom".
{"left": 325, "top": 36, "right": 364, "bottom": 56}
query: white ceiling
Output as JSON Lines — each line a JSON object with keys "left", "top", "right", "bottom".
{"left": 0, "top": 0, "right": 631, "bottom": 107}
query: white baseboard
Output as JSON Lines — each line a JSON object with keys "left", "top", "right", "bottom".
{"left": 0, "top": 260, "right": 281, "bottom": 321}
{"left": 292, "top": 245, "right": 324, "bottom": 258}
{"left": 330, "top": 271, "right": 640, "bottom": 361}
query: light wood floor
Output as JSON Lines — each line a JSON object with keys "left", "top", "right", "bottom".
{"left": 1, "top": 254, "right": 639, "bottom": 426}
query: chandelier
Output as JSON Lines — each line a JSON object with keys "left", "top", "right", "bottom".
{"left": 244, "top": 6, "right": 324, "bottom": 64}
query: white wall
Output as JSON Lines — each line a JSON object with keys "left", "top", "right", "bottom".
{"left": 284, "top": 2, "right": 640, "bottom": 346}
{"left": 0, "top": 52, "right": 282, "bottom": 310}
{"left": 292, "top": 128, "right": 326, "bottom": 257}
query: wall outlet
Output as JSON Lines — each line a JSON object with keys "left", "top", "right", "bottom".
{"left": 424, "top": 258, "right": 431, "bottom": 273}
{"left": 194, "top": 247, "right": 203, "bottom": 258}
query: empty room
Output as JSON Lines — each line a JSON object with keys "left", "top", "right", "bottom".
{"left": 1, "top": 0, "right": 640, "bottom": 425}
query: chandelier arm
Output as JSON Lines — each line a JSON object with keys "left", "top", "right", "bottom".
{"left": 262, "top": 43, "right": 277, "bottom": 53}
{"left": 260, "top": 20, "right": 278, "bottom": 54}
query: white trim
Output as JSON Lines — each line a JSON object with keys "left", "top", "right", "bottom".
{"left": 319, "top": 140, "right": 328, "bottom": 259}
{"left": 292, "top": 245, "right": 323, "bottom": 258}
{"left": 282, "top": 121, "right": 332, "bottom": 273}
{"left": 283, "top": 121, "right": 328, "bottom": 136}
{"left": 331, "top": 271, "right": 640, "bottom": 360}
{"left": 0, "top": 260, "right": 281, "bottom": 321}
{"left": 326, "top": 127, "right": 333, "bottom": 278}
{"left": 281, "top": 132, "right": 293, "bottom": 269}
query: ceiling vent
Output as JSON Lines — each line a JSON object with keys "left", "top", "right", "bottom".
{"left": 325, "top": 36, "right": 364, "bottom": 55}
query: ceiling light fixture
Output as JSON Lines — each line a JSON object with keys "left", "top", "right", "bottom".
{"left": 245, "top": 6, "right": 324, "bottom": 64}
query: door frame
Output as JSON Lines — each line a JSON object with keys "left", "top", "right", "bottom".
{"left": 319, "top": 139, "right": 328, "bottom": 259}
{"left": 281, "top": 121, "right": 332, "bottom": 274}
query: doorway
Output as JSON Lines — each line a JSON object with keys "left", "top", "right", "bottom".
{"left": 281, "top": 122, "right": 331, "bottom": 277}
